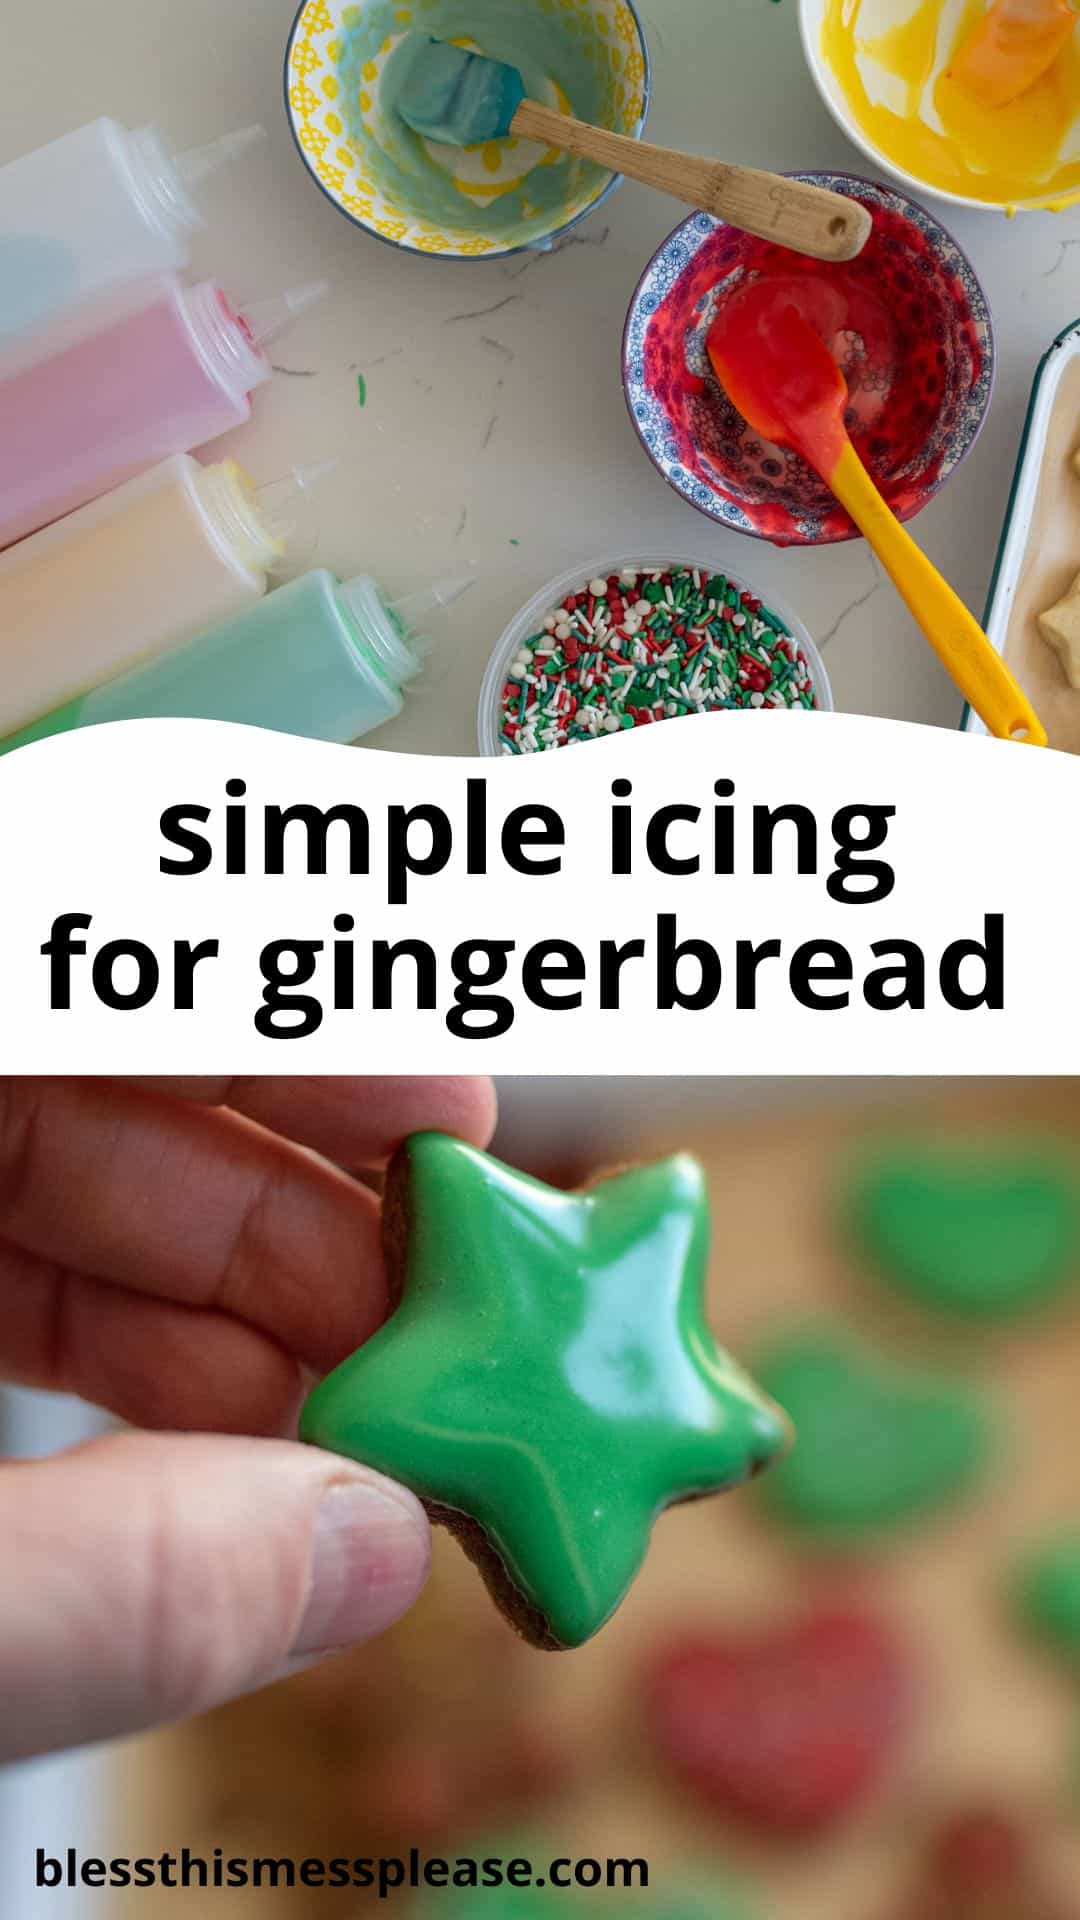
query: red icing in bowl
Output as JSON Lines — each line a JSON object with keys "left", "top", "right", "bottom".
{"left": 637, "top": 186, "right": 989, "bottom": 546}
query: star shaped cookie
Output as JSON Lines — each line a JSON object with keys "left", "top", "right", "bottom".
{"left": 301, "top": 1134, "right": 788, "bottom": 1650}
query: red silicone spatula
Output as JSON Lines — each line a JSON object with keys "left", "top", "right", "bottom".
{"left": 707, "top": 285, "right": 1047, "bottom": 745}
{"left": 948, "top": 0, "right": 1078, "bottom": 108}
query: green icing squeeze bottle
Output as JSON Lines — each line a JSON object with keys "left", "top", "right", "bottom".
{"left": 0, "top": 572, "right": 470, "bottom": 753}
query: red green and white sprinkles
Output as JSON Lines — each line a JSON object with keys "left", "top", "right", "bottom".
{"left": 499, "top": 565, "right": 818, "bottom": 753}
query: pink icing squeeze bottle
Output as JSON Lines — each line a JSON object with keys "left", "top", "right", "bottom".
{"left": 0, "top": 453, "right": 329, "bottom": 736}
{"left": 0, "top": 275, "right": 328, "bottom": 549}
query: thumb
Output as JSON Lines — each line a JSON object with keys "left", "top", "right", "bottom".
{"left": 0, "top": 1429, "right": 430, "bottom": 1761}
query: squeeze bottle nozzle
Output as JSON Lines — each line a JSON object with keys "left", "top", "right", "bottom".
{"left": 390, "top": 575, "right": 476, "bottom": 625}
{"left": 335, "top": 572, "right": 475, "bottom": 688}
{"left": 175, "top": 124, "right": 267, "bottom": 189}
{"left": 126, "top": 122, "right": 267, "bottom": 252}
{"left": 254, "top": 458, "right": 338, "bottom": 569}
{"left": 388, "top": 574, "right": 475, "bottom": 664}
{"left": 242, "top": 279, "right": 330, "bottom": 350}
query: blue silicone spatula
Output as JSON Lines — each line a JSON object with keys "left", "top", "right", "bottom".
{"left": 394, "top": 38, "right": 872, "bottom": 263}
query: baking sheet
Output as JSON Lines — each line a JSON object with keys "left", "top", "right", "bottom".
{"left": 978, "top": 325, "right": 1080, "bottom": 753}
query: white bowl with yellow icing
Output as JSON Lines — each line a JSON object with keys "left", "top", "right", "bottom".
{"left": 799, "top": 0, "right": 1080, "bottom": 214}
{"left": 285, "top": 0, "right": 651, "bottom": 259}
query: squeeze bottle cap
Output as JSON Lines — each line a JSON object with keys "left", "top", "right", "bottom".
{"left": 184, "top": 279, "right": 329, "bottom": 401}
{"left": 254, "top": 458, "right": 338, "bottom": 571}
{"left": 242, "top": 279, "right": 330, "bottom": 350}
{"left": 390, "top": 574, "right": 475, "bottom": 628}
{"left": 127, "top": 123, "right": 266, "bottom": 245}
{"left": 391, "top": 573, "right": 475, "bottom": 666}
{"left": 176, "top": 124, "right": 267, "bottom": 188}
{"left": 339, "top": 574, "right": 475, "bottom": 688}
{"left": 196, "top": 458, "right": 334, "bottom": 578}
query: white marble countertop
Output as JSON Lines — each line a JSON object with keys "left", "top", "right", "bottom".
{"left": 5, "top": 0, "right": 1080, "bottom": 754}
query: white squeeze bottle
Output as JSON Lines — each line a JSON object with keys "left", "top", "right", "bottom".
{"left": 0, "top": 453, "right": 325, "bottom": 737}
{"left": 0, "top": 118, "right": 265, "bottom": 347}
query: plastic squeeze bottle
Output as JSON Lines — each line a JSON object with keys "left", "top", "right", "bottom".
{"left": 0, "top": 118, "right": 264, "bottom": 348}
{"left": 0, "top": 275, "right": 328, "bottom": 549}
{"left": 0, "top": 576, "right": 471, "bottom": 753}
{"left": 0, "top": 453, "right": 323, "bottom": 736}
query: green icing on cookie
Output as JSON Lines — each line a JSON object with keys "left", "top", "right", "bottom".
{"left": 412, "top": 1861, "right": 754, "bottom": 1919}
{"left": 850, "top": 1148, "right": 1080, "bottom": 1320}
{"left": 1016, "top": 1535, "right": 1080, "bottom": 1658}
{"left": 410, "top": 1834, "right": 575, "bottom": 1917}
{"left": 646, "top": 1886, "right": 758, "bottom": 1920}
{"left": 301, "top": 1134, "right": 789, "bottom": 1649}
{"left": 413, "top": 1871, "right": 573, "bottom": 1916}
{"left": 756, "top": 1331, "right": 995, "bottom": 1541}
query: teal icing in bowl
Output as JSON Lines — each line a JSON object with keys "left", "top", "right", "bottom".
{"left": 337, "top": 0, "right": 613, "bottom": 247}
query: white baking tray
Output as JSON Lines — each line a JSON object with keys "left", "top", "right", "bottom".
{"left": 967, "top": 319, "right": 1080, "bottom": 750}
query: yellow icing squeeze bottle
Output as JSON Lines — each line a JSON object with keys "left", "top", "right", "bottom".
{"left": 0, "top": 454, "right": 326, "bottom": 737}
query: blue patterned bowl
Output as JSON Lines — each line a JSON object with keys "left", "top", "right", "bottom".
{"left": 621, "top": 173, "right": 994, "bottom": 547}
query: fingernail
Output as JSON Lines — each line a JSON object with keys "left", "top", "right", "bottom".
{"left": 294, "top": 1476, "right": 430, "bottom": 1656}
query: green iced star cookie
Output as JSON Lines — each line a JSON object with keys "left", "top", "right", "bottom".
{"left": 301, "top": 1134, "right": 788, "bottom": 1650}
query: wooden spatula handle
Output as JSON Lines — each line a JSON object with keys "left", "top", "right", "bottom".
{"left": 511, "top": 101, "right": 872, "bottom": 263}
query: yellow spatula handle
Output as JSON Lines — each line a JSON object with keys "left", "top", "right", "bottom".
{"left": 829, "top": 442, "right": 1047, "bottom": 745}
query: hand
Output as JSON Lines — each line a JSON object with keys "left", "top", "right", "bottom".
{"left": 0, "top": 1075, "right": 496, "bottom": 1763}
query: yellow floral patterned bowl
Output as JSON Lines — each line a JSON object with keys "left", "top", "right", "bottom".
{"left": 284, "top": 0, "right": 651, "bottom": 259}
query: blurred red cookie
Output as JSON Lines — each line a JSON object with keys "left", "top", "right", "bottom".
{"left": 352, "top": 1722, "right": 573, "bottom": 1847}
{"left": 643, "top": 1604, "right": 914, "bottom": 1837}
{"left": 884, "top": 1808, "right": 1078, "bottom": 1919}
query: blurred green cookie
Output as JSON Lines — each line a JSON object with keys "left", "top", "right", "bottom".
{"left": 756, "top": 1330, "right": 996, "bottom": 1541}
{"left": 1015, "top": 1534, "right": 1080, "bottom": 1659}
{"left": 413, "top": 1861, "right": 754, "bottom": 1919}
{"left": 649, "top": 1893, "right": 756, "bottom": 1920}
{"left": 411, "top": 1849, "right": 573, "bottom": 1918}
{"left": 849, "top": 1147, "right": 1080, "bottom": 1320}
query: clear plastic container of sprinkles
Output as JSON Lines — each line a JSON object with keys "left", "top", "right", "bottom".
{"left": 478, "top": 555, "right": 832, "bottom": 755}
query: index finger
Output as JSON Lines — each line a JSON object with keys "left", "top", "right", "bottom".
{"left": 0, "top": 1078, "right": 489, "bottom": 1376}
{"left": 122, "top": 1077, "right": 498, "bottom": 1168}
